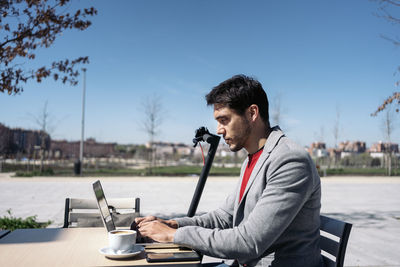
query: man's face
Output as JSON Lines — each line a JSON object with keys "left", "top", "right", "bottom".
{"left": 213, "top": 104, "right": 251, "bottom": 152}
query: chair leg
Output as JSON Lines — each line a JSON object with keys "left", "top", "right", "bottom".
{"left": 63, "top": 198, "right": 70, "bottom": 228}
{"left": 135, "top": 198, "right": 140, "bottom": 214}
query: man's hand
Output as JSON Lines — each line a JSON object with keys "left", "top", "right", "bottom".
{"left": 138, "top": 220, "right": 177, "bottom": 243}
{"left": 135, "top": 215, "right": 159, "bottom": 226}
{"left": 135, "top": 216, "right": 178, "bottom": 229}
{"left": 132, "top": 216, "right": 179, "bottom": 243}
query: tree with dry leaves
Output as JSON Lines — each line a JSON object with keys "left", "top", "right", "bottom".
{"left": 372, "top": 92, "right": 400, "bottom": 115}
{"left": 0, "top": 0, "right": 97, "bottom": 94}
{"left": 372, "top": 1, "right": 400, "bottom": 115}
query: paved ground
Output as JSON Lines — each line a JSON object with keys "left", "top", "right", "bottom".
{"left": 0, "top": 173, "right": 399, "bottom": 266}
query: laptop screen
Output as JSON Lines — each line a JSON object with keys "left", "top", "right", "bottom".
{"left": 93, "top": 180, "right": 115, "bottom": 232}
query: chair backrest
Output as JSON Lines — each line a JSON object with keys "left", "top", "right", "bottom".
{"left": 0, "top": 230, "right": 10, "bottom": 239}
{"left": 320, "top": 215, "right": 352, "bottom": 267}
{"left": 63, "top": 197, "right": 140, "bottom": 228}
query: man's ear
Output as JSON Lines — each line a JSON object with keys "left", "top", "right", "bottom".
{"left": 248, "top": 104, "right": 259, "bottom": 122}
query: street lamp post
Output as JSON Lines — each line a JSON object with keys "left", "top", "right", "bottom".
{"left": 79, "top": 68, "right": 87, "bottom": 176}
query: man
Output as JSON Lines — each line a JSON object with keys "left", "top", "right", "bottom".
{"left": 136, "top": 75, "right": 323, "bottom": 267}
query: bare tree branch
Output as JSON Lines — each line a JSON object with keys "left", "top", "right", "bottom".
{"left": 271, "top": 93, "right": 282, "bottom": 126}
{"left": 141, "top": 95, "right": 165, "bottom": 173}
{"left": 142, "top": 95, "right": 164, "bottom": 141}
{"left": 380, "top": 104, "right": 397, "bottom": 175}
{"left": 377, "top": 0, "right": 400, "bottom": 7}
{"left": 28, "top": 100, "right": 54, "bottom": 172}
{"left": 333, "top": 105, "right": 341, "bottom": 148}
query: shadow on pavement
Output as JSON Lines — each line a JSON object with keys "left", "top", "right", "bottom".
{"left": 322, "top": 211, "right": 400, "bottom": 228}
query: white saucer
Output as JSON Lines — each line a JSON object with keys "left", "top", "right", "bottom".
{"left": 99, "top": 244, "right": 144, "bottom": 259}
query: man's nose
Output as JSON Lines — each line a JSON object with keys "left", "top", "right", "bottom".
{"left": 216, "top": 125, "right": 225, "bottom": 135}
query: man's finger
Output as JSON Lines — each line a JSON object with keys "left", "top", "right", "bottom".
{"left": 134, "top": 217, "right": 144, "bottom": 223}
{"left": 135, "top": 215, "right": 154, "bottom": 222}
{"left": 138, "top": 216, "right": 158, "bottom": 227}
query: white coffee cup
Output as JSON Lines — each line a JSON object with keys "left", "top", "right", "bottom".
{"left": 108, "top": 230, "right": 137, "bottom": 253}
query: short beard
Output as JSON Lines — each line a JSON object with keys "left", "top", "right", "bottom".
{"left": 229, "top": 145, "right": 242, "bottom": 152}
{"left": 229, "top": 117, "right": 251, "bottom": 152}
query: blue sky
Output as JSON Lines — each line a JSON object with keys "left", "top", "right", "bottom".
{"left": 1, "top": 0, "right": 399, "bottom": 147}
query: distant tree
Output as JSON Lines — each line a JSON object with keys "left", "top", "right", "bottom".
{"left": 381, "top": 105, "right": 397, "bottom": 175}
{"left": 339, "top": 153, "right": 377, "bottom": 168}
{"left": 372, "top": 1, "right": 400, "bottom": 114}
{"left": 141, "top": 95, "right": 165, "bottom": 173}
{"left": 29, "top": 101, "right": 54, "bottom": 173}
{"left": 115, "top": 145, "right": 127, "bottom": 154}
{"left": 371, "top": 157, "right": 381, "bottom": 167}
{"left": 0, "top": 0, "right": 97, "bottom": 94}
{"left": 134, "top": 144, "right": 150, "bottom": 161}
{"left": 319, "top": 126, "right": 325, "bottom": 143}
{"left": 271, "top": 92, "right": 283, "bottom": 126}
{"left": 332, "top": 105, "right": 341, "bottom": 148}
{"left": 332, "top": 105, "right": 341, "bottom": 167}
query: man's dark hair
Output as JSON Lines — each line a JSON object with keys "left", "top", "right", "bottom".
{"left": 206, "top": 74, "right": 270, "bottom": 127}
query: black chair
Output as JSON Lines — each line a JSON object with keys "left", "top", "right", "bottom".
{"left": 63, "top": 197, "right": 140, "bottom": 228}
{"left": 320, "top": 215, "right": 352, "bottom": 267}
{"left": 0, "top": 230, "right": 10, "bottom": 239}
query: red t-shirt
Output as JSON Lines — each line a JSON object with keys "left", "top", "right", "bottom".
{"left": 239, "top": 147, "right": 264, "bottom": 202}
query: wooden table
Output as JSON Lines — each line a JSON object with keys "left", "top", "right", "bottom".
{"left": 0, "top": 228, "right": 201, "bottom": 267}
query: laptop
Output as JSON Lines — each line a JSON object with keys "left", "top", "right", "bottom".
{"left": 92, "top": 180, "right": 116, "bottom": 232}
{"left": 92, "top": 180, "right": 179, "bottom": 248}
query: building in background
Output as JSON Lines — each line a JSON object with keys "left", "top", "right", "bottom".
{"left": 0, "top": 123, "right": 50, "bottom": 159}
{"left": 0, "top": 123, "right": 11, "bottom": 156}
{"left": 338, "top": 141, "right": 366, "bottom": 158}
{"left": 3, "top": 123, "right": 398, "bottom": 166}
{"left": 308, "top": 142, "right": 329, "bottom": 158}
{"left": 50, "top": 138, "right": 117, "bottom": 159}
{"left": 369, "top": 142, "right": 399, "bottom": 158}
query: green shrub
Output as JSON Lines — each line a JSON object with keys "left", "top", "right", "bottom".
{"left": 14, "top": 171, "right": 34, "bottom": 177}
{"left": 0, "top": 209, "right": 52, "bottom": 231}
{"left": 82, "top": 166, "right": 241, "bottom": 176}
{"left": 14, "top": 168, "right": 54, "bottom": 177}
{"left": 325, "top": 167, "right": 400, "bottom": 176}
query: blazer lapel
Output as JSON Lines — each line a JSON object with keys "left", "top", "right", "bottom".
{"left": 236, "top": 126, "right": 285, "bottom": 209}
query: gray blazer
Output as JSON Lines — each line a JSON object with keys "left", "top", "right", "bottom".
{"left": 174, "top": 126, "right": 323, "bottom": 267}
